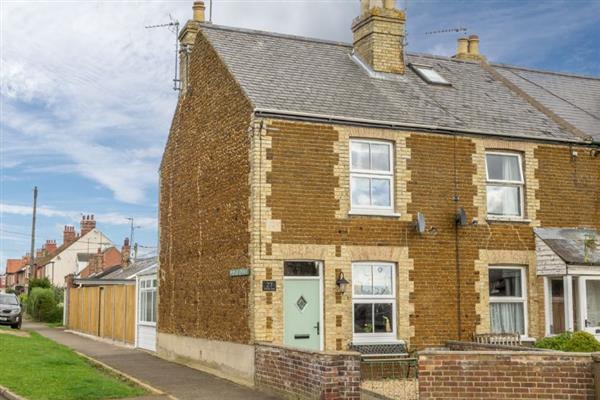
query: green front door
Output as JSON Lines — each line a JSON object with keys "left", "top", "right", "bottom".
{"left": 284, "top": 278, "right": 321, "bottom": 350}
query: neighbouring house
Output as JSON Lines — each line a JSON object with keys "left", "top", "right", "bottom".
{"left": 37, "top": 215, "right": 115, "bottom": 287}
{"left": 158, "top": 0, "right": 600, "bottom": 388}
{"left": 65, "top": 256, "right": 158, "bottom": 351}
{"left": 4, "top": 256, "right": 28, "bottom": 291}
{"left": 77, "top": 238, "right": 129, "bottom": 279}
{"left": 0, "top": 274, "right": 6, "bottom": 292}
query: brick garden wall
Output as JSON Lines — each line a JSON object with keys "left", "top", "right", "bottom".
{"left": 255, "top": 343, "right": 361, "bottom": 400}
{"left": 419, "top": 350, "right": 595, "bottom": 399}
{"left": 158, "top": 28, "right": 254, "bottom": 343}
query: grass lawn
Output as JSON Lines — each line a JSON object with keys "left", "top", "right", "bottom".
{"left": 0, "top": 329, "right": 147, "bottom": 400}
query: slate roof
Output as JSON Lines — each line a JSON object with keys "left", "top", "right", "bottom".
{"left": 198, "top": 23, "right": 591, "bottom": 144}
{"left": 535, "top": 228, "right": 600, "bottom": 266}
{"left": 101, "top": 257, "right": 157, "bottom": 281}
{"left": 494, "top": 64, "right": 600, "bottom": 141}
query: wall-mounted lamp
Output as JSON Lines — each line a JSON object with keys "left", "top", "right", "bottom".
{"left": 336, "top": 272, "right": 349, "bottom": 294}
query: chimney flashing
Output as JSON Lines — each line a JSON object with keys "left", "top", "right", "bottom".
{"left": 350, "top": 52, "right": 408, "bottom": 82}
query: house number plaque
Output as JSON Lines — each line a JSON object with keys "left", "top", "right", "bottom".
{"left": 262, "top": 280, "right": 276, "bottom": 291}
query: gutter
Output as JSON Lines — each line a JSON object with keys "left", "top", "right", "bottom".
{"left": 254, "top": 108, "right": 595, "bottom": 146}
{"left": 73, "top": 278, "right": 134, "bottom": 286}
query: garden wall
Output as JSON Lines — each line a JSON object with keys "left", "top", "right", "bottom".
{"left": 255, "top": 343, "right": 361, "bottom": 400}
{"left": 419, "top": 349, "right": 595, "bottom": 399}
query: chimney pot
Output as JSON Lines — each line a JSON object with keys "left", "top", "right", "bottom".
{"left": 468, "top": 34, "right": 480, "bottom": 55}
{"left": 383, "top": 0, "right": 395, "bottom": 9}
{"left": 193, "top": 1, "right": 205, "bottom": 22}
{"left": 457, "top": 37, "right": 469, "bottom": 55}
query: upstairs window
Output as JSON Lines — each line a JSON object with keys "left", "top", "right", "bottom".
{"left": 485, "top": 152, "right": 524, "bottom": 218}
{"left": 350, "top": 139, "right": 394, "bottom": 215}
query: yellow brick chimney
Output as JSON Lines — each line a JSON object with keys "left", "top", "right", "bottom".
{"left": 351, "top": 0, "right": 406, "bottom": 75}
{"left": 454, "top": 34, "right": 486, "bottom": 62}
{"left": 178, "top": 1, "right": 206, "bottom": 93}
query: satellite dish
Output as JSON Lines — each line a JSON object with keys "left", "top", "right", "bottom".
{"left": 456, "top": 207, "right": 468, "bottom": 226}
{"left": 415, "top": 212, "right": 426, "bottom": 234}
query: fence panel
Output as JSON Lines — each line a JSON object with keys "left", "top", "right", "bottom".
{"left": 66, "top": 284, "right": 135, "bottom": 345}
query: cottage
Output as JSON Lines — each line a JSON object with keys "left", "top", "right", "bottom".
{"left": 37, "top": 215, "right": 115, "bottom": 287}
{"left": 158, "top": 0, "right": 600, "bottom": 386}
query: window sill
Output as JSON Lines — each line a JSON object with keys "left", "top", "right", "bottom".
{"left": 138, "top": 322, "right": 157, "bottom": 327}
{"left": 352, "top": 337, "right": 404, "bottom": 344}
{"left": 349, "top": 210, "right": 401, "bottom": 218}
{"left": 486, "top": 217, "right": 531, "bottom": 224}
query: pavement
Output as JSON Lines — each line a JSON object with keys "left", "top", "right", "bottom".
{"left": 25, "top": 322, "right": 279, "bottom": 400}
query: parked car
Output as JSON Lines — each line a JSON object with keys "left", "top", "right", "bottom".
{"left": 0, "top": 293, "right": 23, "bottom": 329}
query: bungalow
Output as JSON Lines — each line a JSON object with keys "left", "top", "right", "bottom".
{"left": 158, "top": 0, "right": 599, "bottom": 386}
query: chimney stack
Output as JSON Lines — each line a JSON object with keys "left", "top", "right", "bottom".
{"left": 63, "top": 225, "right": 76, "bottom": 245}
{"left": 121, "top": 238, "right": 131, "bottom": 267}
{"left": 178, "top": 1, "right": 205, "bottom": 94}
{"left": 352, "top": 0, "right": 406, "bottom": 75}
{"left": 454, "top": 34, "right": 485, "bottom": 61}
{"left": 80, "top": 214, "right": 96, "bottom": 237}
{"left": 43, "top": 240, "right": 57, "bottom": 255}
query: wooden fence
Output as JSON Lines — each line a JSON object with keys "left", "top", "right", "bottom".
{"left": 67, "top": 284, "right": 136, "bottom": 344}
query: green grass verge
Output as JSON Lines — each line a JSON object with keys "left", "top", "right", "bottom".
{"left": 0, "top": 330, "right": 148, "bottom": 400}
{"left": 46, "top": 322, "right": 64, "bottom": 328}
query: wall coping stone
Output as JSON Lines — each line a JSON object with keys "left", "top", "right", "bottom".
{"left": 419, "top": 348, "right": 594, "bottom": 357}
{"left": 255, "top": 341, "right": 361, "bottom": 357}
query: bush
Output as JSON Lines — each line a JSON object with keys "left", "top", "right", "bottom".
{"left": 28, "top": 287, "right": 62, "bottom": 323}
{"left": 535, "top": 331, "right": 600, "bottom": 352}
{"left": 28, "top": 277, "right": 51, "bottom": 294}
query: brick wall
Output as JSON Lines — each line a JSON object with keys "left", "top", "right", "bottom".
{"left": 255, "top": 343, "right": 361, "bottom": 400}
{"left": 158, "top": 27, "right": 254, "bottom": 343}
{"left": 419, "top": 350, "right": 595, "bottom": 399}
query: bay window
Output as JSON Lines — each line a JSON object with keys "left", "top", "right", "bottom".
{"left": 489, "top": 267, "right": 527, "bottom": 335}
{"left": 352, "top": 262, "right": 396, "bottom": 342}
{"left": 350, "top": 139, "right": 394, "bottom": 215}
{"left": 485, "top": 152, "right": 524, "bottom": 218}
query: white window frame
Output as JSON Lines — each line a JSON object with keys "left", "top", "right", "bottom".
{"left": 489, "top": 266, "right": 528, "bottom": 337}
{"left": 352, "top": 262, "right": 397, "bottom": 343}
{"left": 138, "top": 277, "right": 157, "bottom": 327}
{"left": 485, "top": 151, "right": 525, "bottom": 220}
{"left": 349, "top": 139, "right": 396, "bottom": 216}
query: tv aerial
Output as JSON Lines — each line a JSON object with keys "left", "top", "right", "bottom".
{"left": 145, "top": 14, "right": 181, "bottom": 91}
{"left": 425, "top": 27, "right": 468, "bottom": 35}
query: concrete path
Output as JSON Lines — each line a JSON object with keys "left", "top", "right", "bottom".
{"left": 26, "top": 322, "right": 279, "bottom": 400}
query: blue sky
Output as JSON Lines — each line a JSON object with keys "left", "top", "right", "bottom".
{"left": 1, "top": 0, "right": 599, "bottom": 273}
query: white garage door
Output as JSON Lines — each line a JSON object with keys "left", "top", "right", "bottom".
{"left": 137, "top": 276, "right": 157, "bottom": 352}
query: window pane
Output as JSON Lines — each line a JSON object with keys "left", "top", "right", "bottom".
{"left": 284, "top": 261, "right": 319, "bottom": 276}
{"left": 353, "top": 264, "right": 373, "bottom": 295}
{"left": 351, "top": 177, "right": 371, "bottom": 206}
{"left": 373, "top": 265, "right": 393, "bottom": 295}
{"left": 351, "top": 142, "right": 370, "bottom": 170}
{"left": 486, "top": 154, "right": 522, "bottom": 181}
{"left": 370, "top": 144, "right": 390, "bottom": 171}
{"left": 146, "top": 292, "right": 152, "bottom": 322}
{"left": 151, "top": 290, "right": 157, "bottom": 322}
{"left": 586, "top": 280, "right": 600, "bottom": 327}
{"left": 487, "top": 185, "right": 521, "bottom": 216}
{"left": 490, "top": 302, "right": 524, "bottom": 334}
{"left": 371, "top": 179, "right": 391, "bottom": 207}
{"left": 489, "top": 269, "right": 522, "bottom": 297}
{"left": 374, "top": 303, "right": 393, "bottom": 333}
{"left": 354, "top": 303, "right": 373, "bottom": 333}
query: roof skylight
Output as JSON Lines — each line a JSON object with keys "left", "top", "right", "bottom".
{"left": 411, "top": 64, "right": 451, "bottom": 86}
